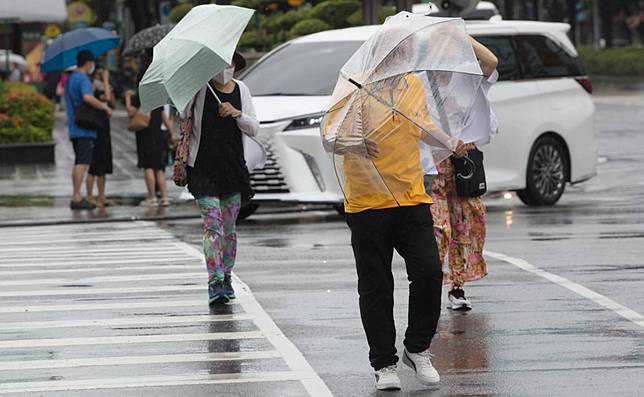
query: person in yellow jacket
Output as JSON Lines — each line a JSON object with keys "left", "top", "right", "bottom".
{"left": 322, "top": 71, "right": 466, "bottom": 388}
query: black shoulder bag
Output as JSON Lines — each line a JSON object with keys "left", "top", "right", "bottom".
{"left": 66, "top": 81, "right": 104, "bottom": 131}
{"left": 450, "top": 147, "right": 487, "bottom": 197}
{"left": 74, "top": 102, "right": 104, "bottom": 131}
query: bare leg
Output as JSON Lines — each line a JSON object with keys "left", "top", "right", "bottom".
{"left": 72, "top": 164, "right": 88, "bottom": 203}
{"left": 96, "top": 176, "right": 107, "bottom": 206}
{"left": 86, "top": 174, "right": 95, "bottom": 204}
{"left": 143, "top": 169, "right": 156, "bottom": 200}
{"left": 155, "top": 170, "right": 168, "bottom": 201}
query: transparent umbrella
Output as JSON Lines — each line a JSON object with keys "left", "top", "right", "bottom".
{"left": 321, "top": 12, "right": 485, "bottom": 207}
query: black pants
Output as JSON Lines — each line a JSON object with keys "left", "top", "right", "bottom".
{"left": 346, "top": 204, "right": 443, "bottom": 370}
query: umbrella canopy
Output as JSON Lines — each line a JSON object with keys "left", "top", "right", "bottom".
{"left": 138, "top": 4, "right": 254, "bottom": 113}
{"left": 123, "top": 24, "right": 175, "bottom": 56}
{"left": 321, "top": 12, "right": 484, "bottom": 208}
{"left": 0, "top": 51, "right": 27, "bottom": 68}
{"left": 41, "top": 28, "right": 119, "bottom": 72}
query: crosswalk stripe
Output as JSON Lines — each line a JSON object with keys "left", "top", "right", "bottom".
{"left": 0, "top": 246, "right": 181, "bottom": 254}
{"left": 0, "top": 284, "right": 205, "bottom": 297}
{"left": 0, "top": 299, "right": 214, "bottom": 313}
{"left": 0, "top": 264, "right": 203, "bottom": 277}
{"left": 0, "top": 272, "right": 204, "bottom": 287}
{"left": 0, "top": 371, "right": 300, "bottom": 394}
{"left": 0, "top": 331, "right": 264, "bottom": 349}
{"left": 0, "top": 257, "right": 191, "bottom": 268}
{"left": 0, "top": 350, "right": 282, "bottom": 370}
{"left": 0, "top": 230, "right": 171, "bottom": 242}
{"left": 0, "top": 235, "right": 174, "bottom": 246}
{"left": 0, "top": 314, "right": 253, "bottom": 330}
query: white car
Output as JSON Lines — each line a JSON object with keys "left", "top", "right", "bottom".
{"left": 240, "top": 19, "right": 597, "bottom": 217}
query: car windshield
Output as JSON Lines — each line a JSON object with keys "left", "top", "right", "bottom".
{"left": 242, "top": 41, "right": 363, "bottom": 96}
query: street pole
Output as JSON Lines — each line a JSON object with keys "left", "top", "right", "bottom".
{"left": 363, "top": 0, "right": 381, "bottom": 25}
{"left": 592, "top": 0, "right": 601, "bottom": 48}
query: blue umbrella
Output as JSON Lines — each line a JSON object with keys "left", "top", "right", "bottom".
{"left": 41, "top": 28, "right": 119, "bottom": 72}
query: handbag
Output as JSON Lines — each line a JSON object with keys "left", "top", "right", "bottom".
{"left": 172, "top": 101, "right": 196, "bottom": 187}
{"left": 451, "top": 147, "right": 487, "bottom": 197}
{"left": 127, "top": 109, "right": 151, "bottom": 132}
{"left": 74, "top": 103, "right": 104, "bottom": 131}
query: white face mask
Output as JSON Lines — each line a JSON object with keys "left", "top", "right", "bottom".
{"left": 213, "top": 66, "right": 234, "bottom": 85}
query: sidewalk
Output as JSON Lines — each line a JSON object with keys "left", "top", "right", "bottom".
{"left": 0, "top": 111, "right": 185, "bottom": 200}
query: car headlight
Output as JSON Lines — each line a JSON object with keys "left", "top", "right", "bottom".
{"left": 284, "top": 112, "right": 325, "bottom": 131}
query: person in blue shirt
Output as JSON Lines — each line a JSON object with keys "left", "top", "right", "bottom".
{"left": 65, "top": 50, "right": 112, "bottom": 210}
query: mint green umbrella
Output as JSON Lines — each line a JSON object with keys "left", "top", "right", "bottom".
{"left": 138, "top": 4, "right": 254, "bottom": 113}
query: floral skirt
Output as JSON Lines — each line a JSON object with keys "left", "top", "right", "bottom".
{"left": 430, "top": 159, "right": 488, "bottom": 288}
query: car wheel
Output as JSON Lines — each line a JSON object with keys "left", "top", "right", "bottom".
{"left": 517, "top": 136, "right": 568, "bottom": 206}
{"left": 237, "top": 202, "right": 259, "bottom": 221}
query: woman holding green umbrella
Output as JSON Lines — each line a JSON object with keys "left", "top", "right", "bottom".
{"left": 137, "top": 4, "right": 262, "bottom": 305}
{"left": 183, "top": 52, "right": 263, "bottom": 304}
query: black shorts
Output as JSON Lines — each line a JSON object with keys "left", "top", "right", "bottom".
{"left": 72, "top": 138, "right": 95, "bottom": 165}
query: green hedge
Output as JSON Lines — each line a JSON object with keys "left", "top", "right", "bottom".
{"left": 309, "top": 0, "right": 360, "bottom": 29}
{"left": 0, "top": 82, "right": 54, "bottom": 145}
{"left": 578, "top": 46, "right": 644, "bottom": 77}
{"left": 288, "top": 18, "right": 332, "bottom": 39}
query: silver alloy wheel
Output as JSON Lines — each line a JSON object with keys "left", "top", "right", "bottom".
{"left": 531, "top": 144, "right": 565, "bottom": 201}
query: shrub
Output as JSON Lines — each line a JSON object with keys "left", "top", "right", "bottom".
{"left": 578, "top": 46, "right": 644, "bottom": 77}
{"left": 169, "top": 3, "right": 193, "bottom": 23}
{"left": 0, "top": 83, "right": 54, "bottom": 145}
{"left": 309, "top": 0, "right": 360, "bottom": 29}
{"left": 347, "top": 9, "right": 362, "bottom": 26}
{"left": 288, "top": 18, "right": 332, "bottom": 39}
{"left": 269, "top": 9, "right": 311, "bottom": 32}
{"left": 379, "top": 5, "right": 396, "bottom": 23}
{"left": 239, "top": 31, "right": 274, "bottom": 51}
{"left": 0, "top": 91, "right": 54, "bottom": 130}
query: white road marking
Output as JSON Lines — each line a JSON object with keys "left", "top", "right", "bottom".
{"left": 0, "top": 272, "right": 204, "bottom": 287}
{"left": 0, "top": 351, "right": 281, "bottom": 370}
{"left": 0, "top": 264, "right": 202, "bottom": 277}
{"left": 0, "top": 257, "right": 190, "bottom": 268}
{"left": 0, "top": 284, "right": 204, "bottom": 298}
{"left": 0, "top": 371, "right": 300, "bottom": 394}
{"left": 0, "top": 331, "right": 264, "bottom": 349}
{"left": 0, "top": 235, "right": 174, "bottom": 246}
{"left": 0, "top": 314, "right": 252, "bottom": 330}
{"left": 177, "top": 243, "right": 334, "bottom": 397}
{"left": 0, "top": 299, "right": 212, "bottom": 313}
{"left": 0, "top": 246, "right": 180, "bottom": 254}
{"left": 0, "top": 230, "right": 170, "bottom": 242}
{"left": 0, "top": 221, "right": 329, "bottom": 397}
{"left": 486, "top": 250, "right": 644, "bottom": 330}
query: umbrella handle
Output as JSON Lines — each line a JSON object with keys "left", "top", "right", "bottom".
{"left": 206, "top": 83, "right": 222, "bottom": 105}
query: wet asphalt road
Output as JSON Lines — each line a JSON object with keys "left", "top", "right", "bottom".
{"left": 161, "top": 97, "right": 644, "bottom": 396}
{"left": 0, "top": 97, "right": 642, "bottom": 396}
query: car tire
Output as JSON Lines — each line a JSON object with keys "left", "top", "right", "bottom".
{"left": 237, "top": 202, "right": 260, "bottom": 221}
{"left": 517, "top": 136, "right": 569, "bottom": 206}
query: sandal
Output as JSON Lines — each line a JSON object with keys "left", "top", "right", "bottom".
{"left": 139, "top": 198, "right": 159, "bottom": 207}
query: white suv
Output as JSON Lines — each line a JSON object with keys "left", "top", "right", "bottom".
{"left": 240, "top": 19, "right": 597, "bottom": 217}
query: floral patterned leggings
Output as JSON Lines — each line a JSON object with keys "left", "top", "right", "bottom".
{"left": 196, "top": 194, "right": 241, "bottom": 284}
{"left": 430, "top": 159, "right": 488, "bottom": 288}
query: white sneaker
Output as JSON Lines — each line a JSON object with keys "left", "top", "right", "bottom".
{"left": 374, "top": 365, "right": 401, "bottom": 391}
{"left": 448, "top": 288, "right": 472, "bottom": 311}
{"left": 403, "top": 348, "right": 440, "bottom": 385}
